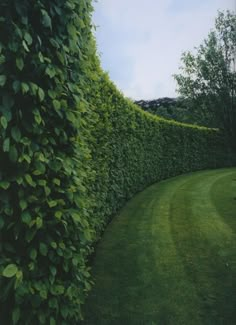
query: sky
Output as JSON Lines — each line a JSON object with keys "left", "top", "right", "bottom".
{"left": 92, "top": 0, "right": 235, "bottom": 100}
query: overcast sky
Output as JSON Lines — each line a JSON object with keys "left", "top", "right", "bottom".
{"left": 93, "top": 0, "right": 235, "bottom": 100}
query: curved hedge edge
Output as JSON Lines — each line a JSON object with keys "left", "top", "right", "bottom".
{"left": 86, "top": 71, "right": 235, "bottom": 239}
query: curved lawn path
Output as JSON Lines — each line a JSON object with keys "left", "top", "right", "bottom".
{"left": 83, "top": 168, "right": 236, "bottom": 324}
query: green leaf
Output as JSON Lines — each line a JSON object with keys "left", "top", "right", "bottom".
{"left": 21, "top": 82, "right": 29, "bottom": 94}
{"left": 20, "top": 154, "right": 31, "bottom": 164}
{"left": 16, "top": 177, "right": 23, "bottom": 185}
{"left": 78, "top": 18, "right": 85, "bottom": 28}
{"left": 53, "top": 178, "right": 61, "bottom": 186}
{"left": 12, "top": 132, "right": 22, "bottom": 147}
{"left": 50, "top": 266, "right": 57, "bottom": 276}
{"left": 54, "top": 285, "right": 64, "bottom": 295}
{"left": 16, "top": 57, "right": 24, "bottom": 71}
{"left": 14, "top": 270, "right": 23, "bottom": 289}
{"left": 39, "top": 243, "right": 48, "bottom": 256}
{"left": 2, "top": 95, "right": 14, "bottom": 121}
{"left": 0, "top": 75, "right": 6, "bottom": 86}
{"left": 59, "top": 242, "right": 65, "bottom": 249}
{"left": 22, "top": 40, "right": 29, "bottom": 52}
{"left": 2, "top": 110, "right": 12, "bottom": 123}
{"left": 34, "top": 162, "right": 46, "bottom": 175}
{"left": 50, "top": 242, "right": 57, "bottom": 249}
{"left": 38, "top": 88, "right": 45, "bottom": 102}
{"left": 13, "top": 80, "right": 21, "bottom": 93}
{"left": 29, "top": 82, "right": 38, "bottom": 95}
{"left": 41, "top": 9, "right": 52, "bottom": 29}
{"left": 48, "top": 200, "right": 57, "bottom": 208}
{"left": 11, "top": 126, "right": 21, "bottom": 142}
{"left": 46, "top": 66, "right": 56, "bottom": 78}
{"left": 38, "top": 179, "right": 46, "bottom": 186}
{"left": 61, "top": 306, "right": 69, "bottom": 319}
{"left": 2, "top": 264, "right": 18, "bottom": 278}
{"left": 3, "top": 138, "right": 10, "bottom": 152}
{"left": 38, "top": 52, "right": 44, "bottom": 63}
{"left": 39, "top": 288, "right": 48, "bottom": 300}
{"left": 66, "top": 111, "right": 76, "bottom": 123}
{"left": 22, "top": 211, "right": 31, "bottom": 224}
{"left": 25, "top": 174, "right": 36, "bottom": 187}
{"left": 71, "top": 212, "right": 81, "bottom": 223}
{"left": 24, "top": 32, "right": 32, "bottom": 45}
{"left": 16, "top": 270, "right": 22, "bottom": 280}
{"left": 48, "top": 89, "right": 57, "bottom": 99}
{"left": 34, "top": 113, "right": 42, "bottom": 124}
{"left": 30, "top": 249, "right": 37, "bottom": 260}
{"left": 84, "top": 229, "right": 91, "bottom": 241}
{"left": 1, "top": 116, "right": 8, "bottom": 129}
{"left": 67, "top": 24, "right": 77, "bottom": 39}
{"left": 53, "top": 100, "right": 60, "bottom": 110}
{"left": 9, "top": 146, "right": 18, "bottom": 162}
{"left": 19, "top": 199, "right": 27, "bottom": 211}
{"left": 55, "top": 211, "right": 62, "bottom": 219}
{"left": 36, "top": 217, "right": 43, "bottom": 229}
{"left": 0, "top": 181, "right": 10, "bottom": 189}
{"left": 4, "top": 206, "right": 13, "bottom": 216}
{"left": 45, "top": 186, "right": 51, "bottom": 196}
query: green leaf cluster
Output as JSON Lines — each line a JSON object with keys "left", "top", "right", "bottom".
{"left": 0, "top": 0, "right": 94, "bottom": 323}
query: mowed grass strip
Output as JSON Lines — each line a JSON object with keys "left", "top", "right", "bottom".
{"left": 83, "top": 168, "right": 236, "bottom": 325}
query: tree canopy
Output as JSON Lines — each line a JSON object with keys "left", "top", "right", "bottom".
{"left": 174, "top": 10, "right": 236, "bottom": 142}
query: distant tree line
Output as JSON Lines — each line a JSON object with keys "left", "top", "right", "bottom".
{"left": 134, "top": 97, "right": 219, "bottom": 128}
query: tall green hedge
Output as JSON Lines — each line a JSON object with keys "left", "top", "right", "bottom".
{"left": 0, "top": 0, "right": 234, "bottom": 324}
{"left": 0, "top": 1, "right": 95, "bottom": 324}
{"left": 87, "top": 72, "right": 233, "bottom": 233}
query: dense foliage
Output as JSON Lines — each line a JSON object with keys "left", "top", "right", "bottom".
{"left": 0, "top": 1, "right": 95, "bottom": 323}
{"left": 88, "top": 73, "right": 233, "bottom": 235}
{"left": 135, "top": 97, "right": 219, "bottom": 128}
{"left": 174, "top": 11, "right": 236, "bottom": 143}
{"left": 0, "top": 1, "right": 234, "bottom": 324}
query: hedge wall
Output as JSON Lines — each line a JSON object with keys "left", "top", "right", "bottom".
{"left": 0, "top": 1, "right": 95, "bottom": 324}
{"left": 87, "top": 72, "right": 233, "bottom": 234}
{"left": 0, "top": 0, "right": 234, "bottom": 324}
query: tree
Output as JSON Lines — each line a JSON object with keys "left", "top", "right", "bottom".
{"left": 174, "top": 10, "right": 236, "bottom": 143}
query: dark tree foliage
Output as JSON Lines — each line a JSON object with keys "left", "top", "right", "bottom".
{"left": 135, "top": 97, "right": 219, "bottom": 127}
{"left": 174, "top": 11, "right": 236, "bottom": 144}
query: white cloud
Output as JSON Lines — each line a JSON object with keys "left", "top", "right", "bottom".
{"left": 94, "top": 0, "right": 235, "bottom": 99}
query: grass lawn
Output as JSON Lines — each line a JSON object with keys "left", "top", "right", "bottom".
{"left": 83, "top": 168, "right": 236, "bottom": 324}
